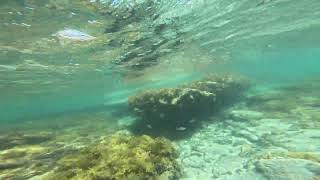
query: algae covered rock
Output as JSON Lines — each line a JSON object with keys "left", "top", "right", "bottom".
{"left": 46, "top": 134, "right": 180, "bottom": 180}
{"left": 129, "top": 88, "right": 216, "bottom": 128}
{"left": 128, "top": 75, "right": 249, "bottom": 136}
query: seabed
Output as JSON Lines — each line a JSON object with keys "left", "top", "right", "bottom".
{"left": 1, "top": 81, "right": 320, "bottom": 179}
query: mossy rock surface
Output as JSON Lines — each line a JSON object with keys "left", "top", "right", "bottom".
{"left": 128, "top": 74, "right": 249, "bottom": 136}
{"left": 129, "top": 88, "right": 216, "bottom": 127}
{"left": 46, "top": 134, "right": 180, "bottom": 180}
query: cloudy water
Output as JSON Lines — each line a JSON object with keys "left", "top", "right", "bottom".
{"left": 0, "top": 0, "right": 320, "bottom": 179}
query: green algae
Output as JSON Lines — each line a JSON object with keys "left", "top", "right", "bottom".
{"left": 284, "top": 152, "right": 320, "bottom": 163}
{"left": 287, "top": 152, "right": 320, "bottom": 163}
{"left": 46, "top": 134, "right": 181, "bottom": 180}
{"left": 0, "top": 107, "right": 128, "bottom": 179}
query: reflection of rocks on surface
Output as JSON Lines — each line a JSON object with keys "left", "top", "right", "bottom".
{"left": 91, "top": 0, "right": 185, "bottom": 71}
{"left": 128, "top": 75, "right": 249, "bottom": 138}
{"left": 0, "top": 0, "right": 185, "bottom": 97}
{"left": 45, "top": 0, "right": 185, "bottom": 72}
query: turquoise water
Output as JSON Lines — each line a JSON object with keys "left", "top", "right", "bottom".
{"left": 1, "top": 0, "right": 320, "bottom": 179}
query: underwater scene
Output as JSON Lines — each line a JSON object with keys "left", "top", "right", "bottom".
{"left": 1, "top": 0, "right": 320, "bottom": 179}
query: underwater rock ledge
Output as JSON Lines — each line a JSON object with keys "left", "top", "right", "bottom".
{"left": 0, "top": 133, "right": 53, "bottom": 150}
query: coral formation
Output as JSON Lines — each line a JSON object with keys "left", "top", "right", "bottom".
{"left": 128, "top": 74, "right": 249, "bottom": 137}
{"left": 46, "top": 133, "right": 180, "bottom": 180}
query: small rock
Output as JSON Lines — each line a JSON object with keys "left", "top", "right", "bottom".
{"left": 53, "top": 29, "right": 96, "bottom": 42}
{"left": 176, "top": 127, "right": 187, "bottom": 131}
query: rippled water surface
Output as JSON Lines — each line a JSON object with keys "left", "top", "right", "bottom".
{"left": 1, "top": 0, "right": 320, "bottom": 179}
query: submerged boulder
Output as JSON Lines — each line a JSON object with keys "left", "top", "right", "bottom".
{"left": 129, "top": 88, "right": 216, "bottom": 128}
{"left": 128, "top": 75, "right": 249, "bottom": 137}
